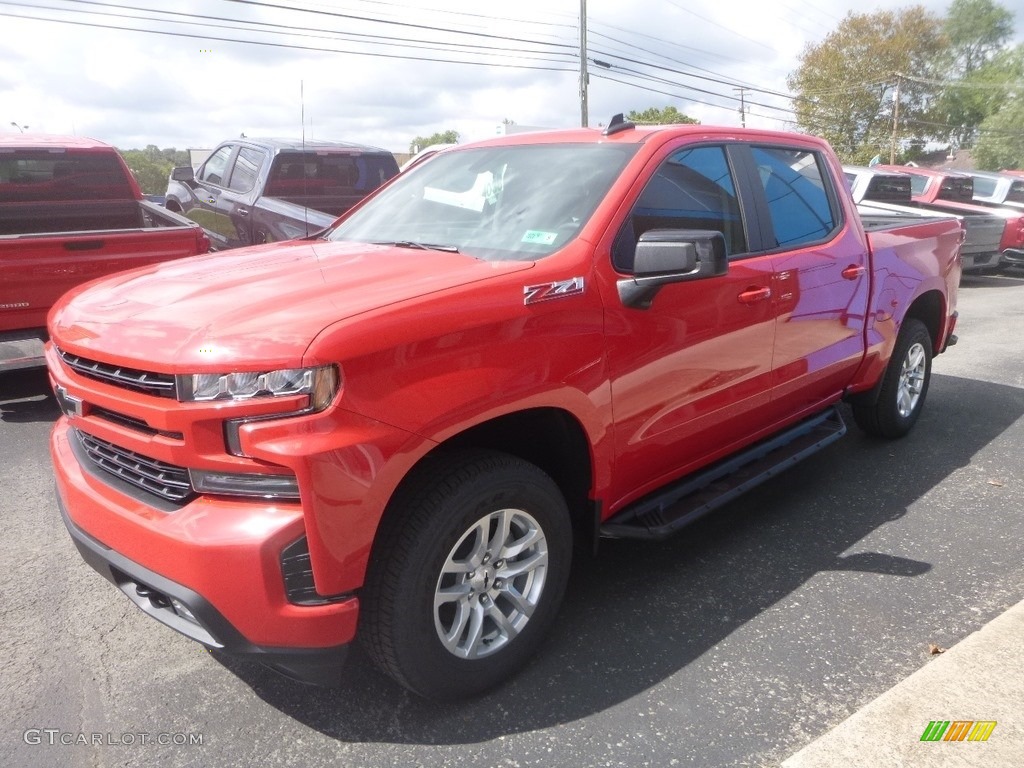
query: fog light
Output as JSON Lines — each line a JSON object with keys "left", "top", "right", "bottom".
{"left": 189, "top": 469, "right": 300, "bottom": 499}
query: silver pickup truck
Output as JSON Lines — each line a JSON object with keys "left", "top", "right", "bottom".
{"left": 844, "top": 165, "right": 1004, "bottom": 273}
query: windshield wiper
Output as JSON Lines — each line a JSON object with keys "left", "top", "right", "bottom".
{"left": 376, "top": 240, "right": 460, "bottom": 253}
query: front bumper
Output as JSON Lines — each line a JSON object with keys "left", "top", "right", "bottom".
{"left": 58, "top": 494, "right": 351, "bottom": 685}
{"left": 50, "top": 419, "right": 360, "bottom": 684}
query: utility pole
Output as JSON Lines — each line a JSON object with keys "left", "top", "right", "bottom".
{"left": 579, "top": 0, "right": 588, "bottom": 128}
{"left": 733, "top": 87, "right": 747, "bottom": 128}
{"left": 890, "top": 74, "right": 901, "bottom": 165}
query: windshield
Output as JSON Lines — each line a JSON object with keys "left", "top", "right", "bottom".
{"left": 327, "top": 143, "right": 638, "bottom": 260}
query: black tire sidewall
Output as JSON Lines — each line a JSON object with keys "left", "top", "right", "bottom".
{"left": 380, "top": 456, "right": 572, "bottom": 699}
{"left": 875, "top": 318, "right": 933, "bottom": 437}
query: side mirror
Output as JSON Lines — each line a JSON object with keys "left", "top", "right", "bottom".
{"left": 171, "top": 165, "right": 195, "bottom": 183}
{"left": 618, "top": 229, "right": 728, "bottom": 308}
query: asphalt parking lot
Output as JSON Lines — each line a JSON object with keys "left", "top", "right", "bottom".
{"left": 2, "top": 271, "right": 1023, "bottom": 768}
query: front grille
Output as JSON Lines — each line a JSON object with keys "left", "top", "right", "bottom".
{"left": 75, "top": 429, "right": 195, "bottom": 503}
{"left": 59, "top": 349, "right": 177, "bottom": 399}
{"left": 91, "top": 406, "right": 184, "bottom": 440}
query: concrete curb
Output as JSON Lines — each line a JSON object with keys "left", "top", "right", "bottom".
{"left": 782, "top": 599, "right": 1024, "bottom": 767}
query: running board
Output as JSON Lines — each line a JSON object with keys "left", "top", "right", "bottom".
{"left": 600, "top": 407, "right": 847, "bottom": 541}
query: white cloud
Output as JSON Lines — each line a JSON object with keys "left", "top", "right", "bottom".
{"left": 1, "top": 0, "right": 1022, "bottom": 151}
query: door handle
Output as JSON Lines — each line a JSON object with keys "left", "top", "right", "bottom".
{"left": 738, "top": 286, "right": 771, "bottom": 304}
{"left": 205, "top": 198, "right": 216, "bottom": 204}
{"left": 237, "top": 208, "right": 249, "bottom": 217}
{"left": 842, "top": 265, "right": 866, "bottom": 280}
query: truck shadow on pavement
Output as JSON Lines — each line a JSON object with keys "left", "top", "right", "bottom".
{"left": 207, "top": 372, "right": 1024, "bottom": 743}
{"left": 0, "top": 368, "right": 59, "bottom": 424}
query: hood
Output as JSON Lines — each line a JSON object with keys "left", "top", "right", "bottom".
{"left": 50, "top": 239, "right": 533, "bottom": 370}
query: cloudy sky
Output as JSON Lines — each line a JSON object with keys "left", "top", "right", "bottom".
{"left": 2, "top": 0, "right": 1023, "bottom": 153}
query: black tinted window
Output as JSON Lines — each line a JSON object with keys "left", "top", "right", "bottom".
{"left": 614, "top": 145, "right": 745, "bottom": 271}
{"left": 752, "top": 146, "right": 837, "bottom": 248}
{"left": 227, "top": 147, "right": 264, "bottom": 192}
{"left": 199, "top": 146, "right": 233, "bottom": 186}
{"left": 0, "top": 151, "right": 133, "bottom": 202}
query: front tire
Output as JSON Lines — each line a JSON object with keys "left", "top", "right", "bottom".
{"left": 852, "top": 318, "right": 932, "bottom": 438}
{"left": 360, "top": 451, "right": 572, "bottom": 700}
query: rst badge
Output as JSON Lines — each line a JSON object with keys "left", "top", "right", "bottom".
{"left": 523, "top": 277, "right": 585, "bottom": 305}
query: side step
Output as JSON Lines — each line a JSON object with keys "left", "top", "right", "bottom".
{"left": 600, "top": 407, "right": 847, "bottom": 541}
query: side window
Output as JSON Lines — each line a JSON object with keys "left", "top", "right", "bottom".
{"left": 613, "top": 145, "right": 746, "bottom": 272}
{"left": 198, "top": 145, "right": 233, "bottom": 186}
{"left": 227, "top": 147, "right": 265, "bottom": 193}
{"left": 751, "top": 146, "right": 837, "bottom": 248}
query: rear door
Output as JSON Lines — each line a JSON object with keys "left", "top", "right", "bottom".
{"left": 744, "top": 144, "right": 869, "bottom": 418}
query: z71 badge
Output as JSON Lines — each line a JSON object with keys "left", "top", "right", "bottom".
{"left": 523, "top": 277, "right": 585, "bottom": 305}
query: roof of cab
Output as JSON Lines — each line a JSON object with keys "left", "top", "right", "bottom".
{"left": 0, "top": 134, "right": 115, "bottom": 150}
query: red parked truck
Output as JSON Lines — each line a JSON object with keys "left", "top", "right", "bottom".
{"left": 879, "top": 165, "right": 1024, "bottom": 271}
{"left": 47, "top": 119, "right": 962, "bottom": 700}
{"left": 0, "top": 135, "right": 209, "bottom": 372}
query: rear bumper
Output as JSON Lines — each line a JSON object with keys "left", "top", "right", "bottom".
{"left": 50, "top": 419, "right": 360, "bottom": 685}
{"left": 1000, "top": 248, "right": 1024, "bottom": 266}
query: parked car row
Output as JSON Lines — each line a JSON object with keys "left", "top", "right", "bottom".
{"left": 844, "top": 163, "right": 1024, "bottom": 273}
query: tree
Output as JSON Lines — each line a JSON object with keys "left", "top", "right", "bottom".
{"left": 971, "top": 45, "right": 1024, "bottom": 169}
{"left": 117, "top": 147, "right": 190, "bottom": 195}
{"left": 409, "top": 130, "right": 459, "bottom": 154}
{"left": 787, "top": 7, "right": 946, "bottom": 164}
{"left": 931, "top": 0, "right": 1015, "bottom": 146}
{"left": 626, "top": 106, "right": 698, "bottom": 125}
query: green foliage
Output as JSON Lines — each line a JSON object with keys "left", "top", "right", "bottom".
{"left": 974, "top": 101, "right": 1024, "bottom": 169}
{"left": 787, "top": 7, "right": 946, "bottom": 163}
{"left": 973, "top": 48, "right": 1024, "bottom": 169}
{"left": 118, "top": 146, "right": 190, "bottom": 195}
{"left": 931, "top": 0, "right": 1016, "bottom": 146}
{"left": 944, "top": 0, "right": 1014, "bottom": 75}
{"left": 626, "top": 106, "right": 699, "bottom": 125}
{"left": 409, "top": 130, "right": 459, "bottom": 154}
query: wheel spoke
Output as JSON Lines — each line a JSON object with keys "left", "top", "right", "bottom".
{"left": 466, "top": 519, "right": 490, "bottom": 567}
{"left": 485, "top": 601, "right": 519, "bottom": 642}
{"left": 488, "top": 508, "right": 514, "bottom": 554}
{"left": 461, "top": 601, "right": 486, "bottom": 657}
{"left": 498, "top": 549, "right": 547, "bottom": 579}
{"left": 441, "top": 599, "right": 471, "bottom": 652}
{"left": 500, "top": 525, "right": 542, "bottom": 559}
{"left": 500, "top": 586, "right": 536, "bottom": 619}
{"left": 434, "top": 582, "right": 472, "bottom": 608}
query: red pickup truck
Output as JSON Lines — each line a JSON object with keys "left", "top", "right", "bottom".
{"left": 0, "top": 135, "right": 209, "bottom": 371}
{"left": 47, "top": 120, "right": 962, "bottom": 700}
{"left": 879, "top": 165, "right": 1024, "bottom": 271}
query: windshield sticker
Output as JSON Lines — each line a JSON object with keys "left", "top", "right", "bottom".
{"left": 522, "top": 230, "right": 557, "bottom": 245}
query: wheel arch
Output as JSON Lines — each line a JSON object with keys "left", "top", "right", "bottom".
{"left": 370, "top": 407, "right": 598, "bottom": 564}
{"left": 901, "top": 288, "right": 945, "bottom": 354}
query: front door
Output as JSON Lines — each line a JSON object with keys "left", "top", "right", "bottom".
{"left": 598, "top": 143, "right": 778, "bottom": 510}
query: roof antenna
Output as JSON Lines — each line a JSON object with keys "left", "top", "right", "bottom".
{"left": 301, "top": 79, "right": 309, "bottom": 237}
{"left": 603, "top": 113, "right": 635, "bottom": 136}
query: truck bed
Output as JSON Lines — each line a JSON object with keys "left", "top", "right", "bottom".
{"left": 0, "top": 199, "right": 197, "bottom": 237}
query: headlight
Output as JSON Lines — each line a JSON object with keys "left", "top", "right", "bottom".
{"left": 177, "top": 365, "right": 338, "bottom": 410}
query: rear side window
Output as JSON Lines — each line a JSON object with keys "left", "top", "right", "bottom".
{"left": 227, "top": 147, "right": 265, "bottom": 193}
{"left": 1006, "top": 181, "right": 1024, "bottom": 204}
{"left": 907, "top": 174, "right": 928, "bottom": 196}
{"left": 0, "top": 151, "right": 134, "bottom": 202}
{"left": 266, "top": 153, "right": 399, "bottom": 198}
{"left": 751, "top": 146, "right": 837, "bottom": 248}
{"left": 970, "top": 176, "right": 997, "bottom": 197}
{"left": 614, "top": 145, "right": 746, "bottom": 271}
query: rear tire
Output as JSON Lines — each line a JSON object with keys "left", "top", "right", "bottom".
{"left": 852, "top": 318, "right": 932, "bottom": 438}
{"left": 360, "top": 451, "right": 572, "bottom": 700}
